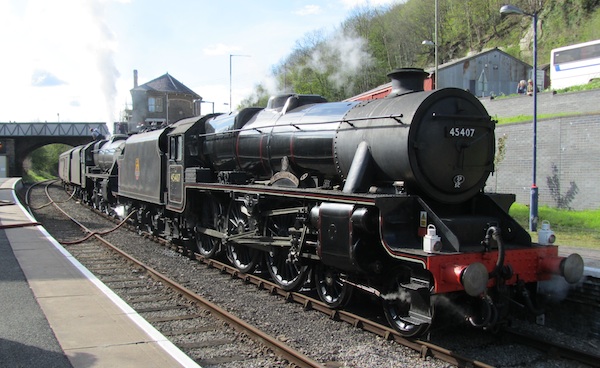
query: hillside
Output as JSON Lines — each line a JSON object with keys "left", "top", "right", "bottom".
{"left": 240, "top": 0, "right": 600, "bottom": 108}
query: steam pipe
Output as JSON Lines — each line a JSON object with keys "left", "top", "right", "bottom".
{"left": 485, "top": 226, "right": 505, "bottom": 278}
{"left": 468, "top": 294, "right": 497, "bottom": 328}
{"left": 517, "top": 281, "right": 544, "bottom": 315}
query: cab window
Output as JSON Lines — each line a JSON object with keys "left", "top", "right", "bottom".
{"left": 169, "top": 136, "right": 184, "bottom": 162}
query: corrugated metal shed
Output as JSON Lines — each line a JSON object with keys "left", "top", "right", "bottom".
{"left": 437, "top": 48, "right": 532, "bottom": 97}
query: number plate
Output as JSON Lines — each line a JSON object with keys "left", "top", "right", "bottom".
{"left": 447, "top": 127, "right": 476, "bottom": 138}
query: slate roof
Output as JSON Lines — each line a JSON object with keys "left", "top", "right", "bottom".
{"left": 132, "top": 73, "right": 200, "bottom": 99}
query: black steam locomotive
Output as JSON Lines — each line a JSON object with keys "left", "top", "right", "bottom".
{"left": 59, "top": 69, "right": 583, "bottom": 337}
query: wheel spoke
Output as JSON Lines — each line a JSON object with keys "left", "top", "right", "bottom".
{"left": 264, "top": 213, "right": 309, "bottom": 291}
{"left": 226, "top": 201, "right": 259, "bottom": 273}
{"left": 314, "top": 264, "right": 352, "bottom": 308}
{"left": 196, "top": 195, "right": 223, "bottom": 258}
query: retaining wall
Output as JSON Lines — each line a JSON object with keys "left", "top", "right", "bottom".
{"left": 480, "top": 90, "right": 600, "bottom": 210}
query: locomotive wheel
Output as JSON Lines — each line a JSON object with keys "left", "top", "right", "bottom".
{"left": 264, "top": 214, "right": 309, "bottom": 291}
{"left": 382, "top": 277, "right": 433, "bottom": 338}
{"left": 314, "top": 264, "right": 353, "bottom": 308}
{"left": 195, "top": 195, "right": 224, "bottom": 258}
{"left": 225, "top": 201, "right": 261, "bottom": 273}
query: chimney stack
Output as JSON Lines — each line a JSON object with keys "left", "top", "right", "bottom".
{"left": 387, "top": 68, "right": 428, "bottom": 96}
{"left": 133, "top": 69, "right": 138, "bottom": 88}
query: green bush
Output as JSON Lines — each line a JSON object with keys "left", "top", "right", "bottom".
{"left": 23, "top": 144, "right": 71, "bottom": 183}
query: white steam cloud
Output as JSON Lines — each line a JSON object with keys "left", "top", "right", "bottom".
{"left": 537, "top": 275, "right": 579, "bottom": 303}
{"left": 381, "top": 289, "right": 412, "bottom": 302}
{"left": 89, "top": 0, "right": 121, "bottom": 125}
{"left": 0, "top": 0, "right": 120, "bottom": 123}
{"left": 307, "top": 30, "right": 374, "bottom": 92}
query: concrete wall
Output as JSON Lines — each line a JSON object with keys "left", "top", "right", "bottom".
{"left": 481, "top": 89, "right": 600, "bottom": 210}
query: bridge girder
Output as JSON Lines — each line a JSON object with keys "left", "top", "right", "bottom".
{"left": 0, "top": 122, "right": 109, "bottom": 178}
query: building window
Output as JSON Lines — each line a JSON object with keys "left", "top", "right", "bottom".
{"left": 148, "top": 97, "right": 163, "bottom": 112}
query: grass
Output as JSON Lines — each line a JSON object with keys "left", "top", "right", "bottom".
{"left": 554, "top": 78, "right": 600, "bottom": 93}
{"left": 509, "top": 203, "right": 600, "bottom": 250}
{"left": 23, "top": 171, "right": 54, "bottom": 184}
{"left": 497, "top": 112, "right": 578, "bottom": 125}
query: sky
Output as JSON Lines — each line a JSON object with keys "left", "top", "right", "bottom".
{"left": 0, "top": 0, "right": 401, "bottom": 126}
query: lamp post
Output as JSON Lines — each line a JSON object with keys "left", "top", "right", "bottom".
{"left": 422, "top": 0, "right": 438, "bottom": 89}
{"left": 500, "top": 4, "right": 539, "bottom": 232}
{"left": 229, "top": 54, "right": 250, "bottom": 112}
{"left": 421, "top": 40, "right": 437, "bottom": 89}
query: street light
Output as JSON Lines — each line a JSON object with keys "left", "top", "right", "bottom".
{"left": 229, "top": 54, "right": 250, "bottom": 112}
{"left": 500, "top": 4, "right": 539, "bottom": 232}
{"left": 422, "top": 40, "right": 438, "bottom": 89}
{"left": 422, "top": 0, "right": 438, "bottom": 89}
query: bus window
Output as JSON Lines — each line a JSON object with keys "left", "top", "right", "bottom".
{"left": 550, "top": 39, "right": 600, "bottom": 89}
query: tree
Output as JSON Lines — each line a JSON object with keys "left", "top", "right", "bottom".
{"left": 24, "top": 144, "right": 71, "bottom": 182}
{"left": 238, "top": 0, "right": 600, "bottom": 102}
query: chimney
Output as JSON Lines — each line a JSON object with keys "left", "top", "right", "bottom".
{"left": 133, "top": 69, "right": 138, "bottom": 88}
{"left": 387, "top": 68, "right": 428, "bottom": 96}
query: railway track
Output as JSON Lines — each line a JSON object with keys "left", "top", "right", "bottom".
{"left": 27, "top": 180, "right": 320, "bottom": 367}
{"left": 25, "top": 180, "right": 600, "bottom": 367}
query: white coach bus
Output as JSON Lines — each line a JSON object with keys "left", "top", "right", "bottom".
{"left": 550, "top": 39, "right": 600, "bottom": 90}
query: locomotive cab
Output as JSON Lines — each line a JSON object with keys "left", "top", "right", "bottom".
{"left": 166, "top": 114, "right": 223, "bottom": 211}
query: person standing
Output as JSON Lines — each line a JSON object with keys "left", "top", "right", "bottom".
{"left": 526, "top": 79, "right": 536, "bottom": 96}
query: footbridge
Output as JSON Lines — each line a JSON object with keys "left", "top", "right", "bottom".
{"left": 0, "top": 122, "right": 110, "bottom": 177}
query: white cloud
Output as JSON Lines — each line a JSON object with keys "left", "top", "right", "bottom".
{"left": 294, "top": 5, "right": 322, "bottom": 16}
{"left": 0, "top": 0, "right": 120, "bottom": 123}
{"left": 203, "top": 43, "right": 242, "bottom": 56}
{"left": 31, "top": 70, "right": 67, "bottom": 87}
{"left": 338, "top": 0, "right": 402, "bottom": 9}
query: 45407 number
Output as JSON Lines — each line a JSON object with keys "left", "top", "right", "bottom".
{"left": 448, "top": 127, "right": 476, "bottom": 138}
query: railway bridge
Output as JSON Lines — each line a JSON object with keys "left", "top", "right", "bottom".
{"left": 0, "top": 122, "right": 110, "bottom": 177}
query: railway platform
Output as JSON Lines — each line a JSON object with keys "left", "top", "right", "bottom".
{"left": 0, "top": 178, "right": 199, "bottom": 368}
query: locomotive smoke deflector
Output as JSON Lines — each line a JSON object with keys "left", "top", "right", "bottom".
{"left": 387, "top": 68, "right": 429, "bottom": 96}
